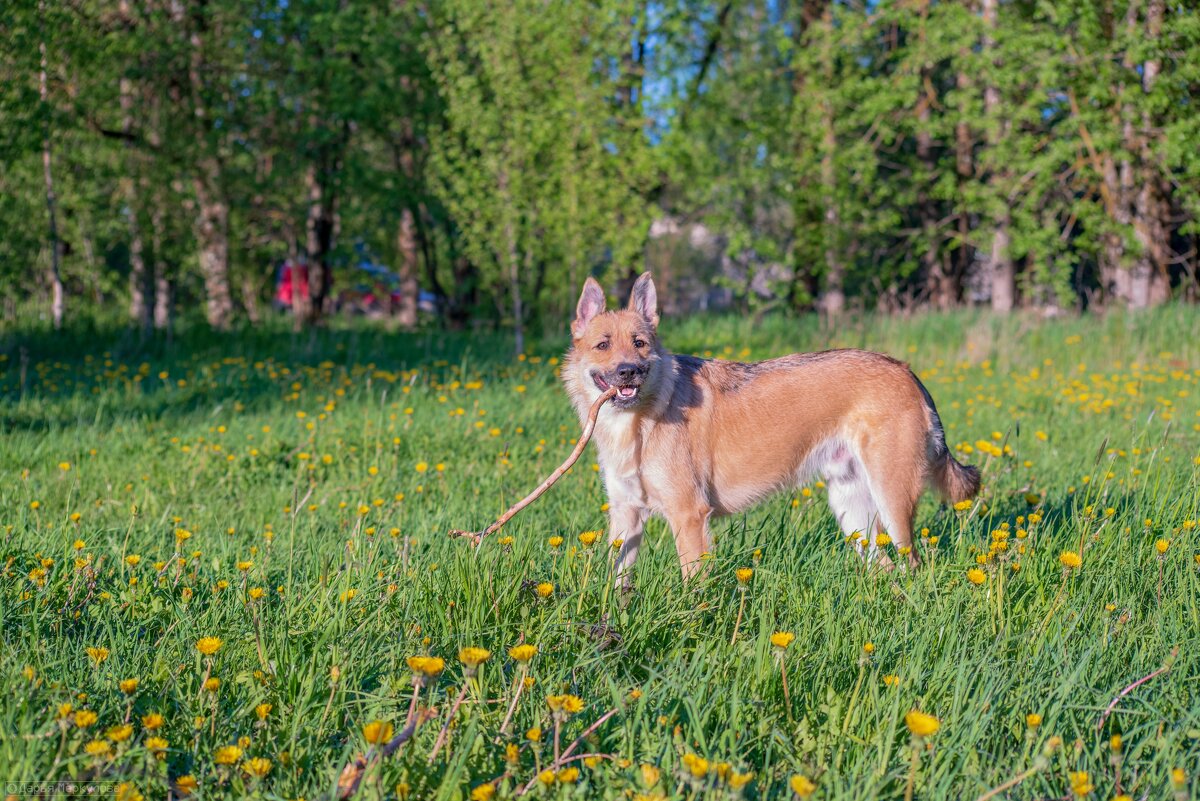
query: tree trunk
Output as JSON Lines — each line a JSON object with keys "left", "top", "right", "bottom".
{"left": 916, "top": 0, "right": 952, "bottom": 309}
{"left": 953, "top": 8, "right": 975, "bottom": 303}
{"left": 1129, "top": 0, "right": 1169, "bottom": 307}
{"left": 395, "top": 206, "right": 420, "bottom": 327}
{"left": 498, "top": 169, "right": 524, "bottom": 355}
{"left": 151, "top": 201, "right": 172, "bottom": 330}
{"left": 982, "top": 0, "right": 1013, "bottom": 311}
{"left": 186, "top": 3, "right": 233, "bottom": 330}
{"left": 304, "top": 161, "right": 336, "bottom": 323}
{"left": 817, "top": 6, "right": 843, "bottom": 318}
{"left": 39, "top": 20, "right": 64, "bottom": 330}
{"left": 120, "top": 73, "right": 151, "bottom": 333}
{"left": 193, "top": 166, "right": 233, "bottom": 330}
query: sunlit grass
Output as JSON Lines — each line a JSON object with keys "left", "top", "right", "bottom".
{"left": 1, "top": 307, "right": 1198, "bottom": 799}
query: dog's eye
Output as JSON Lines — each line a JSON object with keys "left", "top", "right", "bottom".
{"left": 595, "top": 341, "right": 609, "bottom": 351}
{"left": 633, "top": 338, "right": 646, "bottom": 349}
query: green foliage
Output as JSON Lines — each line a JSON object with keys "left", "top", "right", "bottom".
{"left": 1, "top": 1, "right": 1199, "bottom": 328}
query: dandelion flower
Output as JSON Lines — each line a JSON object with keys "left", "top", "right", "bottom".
{"left": 84, "top": 739, "right": 112, "bottom": 757}
{"left": 904, "top": 710, "right": 941, "bottom": 737}
{"left": 118, "top": 678, "right": 139, "bottom": 694}
{"left": 1025, "top": 713, "right": 1042, "bottom": 728}
{"left": 86, "top": 646, "right": 109, "bottom": 666}
{"left": 535, "top": 582, "right": 554, "bottom": 598}
{"left": 546, "top": 694, "right": 585, "bottom": 715}
{"left": 242, "top": 757, "right": 272, "bottom": 778}
{"left": 735, "top": 567, "right": 753, "bottom": 585}
{"left": 1155, "top": 538, "right": 1170, "bottom": 554}
{"left": 967, "top": 568, "right": 987, "bottom": 585}
{"left": 789, "top": 774, "right": 817, "bottom": 797}
{"left": 1068, "top": 770, "right": 1093, "bottom": 796}
{"left": 770, "top": 631, "right": 795, "bottom": 650}
{"left": 196, "top": 637, "right": 222, "bottom": 656}
{"left": 458, "top": 647, "right": 491, "bottom": 670}
{"left": 1059, "top": 551, "right": 1082, "bottom": 570}
{"left": 214, "top": 745, "right": 243, "bottom": 765}
{"left": 470, "top": 785, "right": 496, "bottom": 801}
{"left": 509, "top": 644, "right": 537, "bottom": 662}
{"left": 406, "top": 655, "right": 445, "bottom": 678}
{"left": 106, "top": 723, "right": 133, "bottom": 742}
{"left": 681, "top": 753, "right": 708, "bottom": 778}
{"left": 363, "top": 720, "right": 393, "bottom": 745}
{"left": 174, "top": 776, "right": 198, "bottom": 797}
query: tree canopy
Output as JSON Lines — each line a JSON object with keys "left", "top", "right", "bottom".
{"left": 2, "top": 0, "right": 1198, "bottom": 335}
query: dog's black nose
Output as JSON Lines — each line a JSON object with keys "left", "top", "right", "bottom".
{"left": 616, "top": 363, "right": 641, "bottom": 382}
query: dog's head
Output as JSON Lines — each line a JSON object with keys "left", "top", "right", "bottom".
{"left": 567, "top": 273, "right": 664, "bottom": 410}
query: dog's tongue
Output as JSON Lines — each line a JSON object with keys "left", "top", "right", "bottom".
{"left": 619, "top": 387, "right": 637, "bottom": 398}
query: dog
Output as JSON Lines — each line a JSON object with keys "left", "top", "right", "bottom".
{"left": 562, "top": 272, "right": 980, "bottom": 585}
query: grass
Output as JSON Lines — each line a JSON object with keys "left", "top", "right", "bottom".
{"left": 1, "top": 307, "right": 1198, "bottom": 801}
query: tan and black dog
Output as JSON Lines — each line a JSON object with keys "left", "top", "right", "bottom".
{"left": 562, "top": 272, "right": 979, "bottom": 585}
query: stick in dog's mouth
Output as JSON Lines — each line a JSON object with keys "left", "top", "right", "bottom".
{"left": 592, "top": 372, "right": 639, "bottom": 399}
{"left": 448, "top": 385, "right": 619, "bottom": 545}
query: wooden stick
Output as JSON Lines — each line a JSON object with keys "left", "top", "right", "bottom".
{"left": 336, "top": 683, "right": 423, "bottom": 799}
{"left": 450, "top": 386, "right": 617, "bottom": 545}
{"left": 1095, "top": 647, "right": 1177, "bottom": 732}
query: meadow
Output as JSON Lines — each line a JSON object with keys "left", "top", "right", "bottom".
{"left": 1, "top": 308, "right": 1198, "bottom": 801}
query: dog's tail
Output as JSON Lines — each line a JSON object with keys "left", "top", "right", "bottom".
{"left": 911, "top": 371, "right": 981, "bottom": 504}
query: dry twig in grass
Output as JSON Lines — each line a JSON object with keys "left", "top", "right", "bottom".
{"left": 335, "top": 684, "right": 425, "bottom": 799}
{"left": 450, "top": 386, "right": 617, "bottom": 545}
{"left": 1095, "top": 646, "right": 1177, "bottom": 732}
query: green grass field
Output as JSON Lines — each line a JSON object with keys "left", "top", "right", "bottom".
{"left": 2, "top": 308, "right": 1199, "bottom": 801}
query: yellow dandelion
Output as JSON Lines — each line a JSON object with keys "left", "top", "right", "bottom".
{"left": 770, "top": 631, "right": 795, "bottom": 650}
{"left": 84, "top": 739, "right": 112, "bottom": 757}
{"left": 242, "top": 757, "right": 272, "bottom": 778}
{"left": 904, "top": 710, "right": 941, "bottom": 737}
{"left": 509, "top": 644, "right": 537, "bottom": 662}
{"left": 363, "top": 720, "right": 394, "bottom": 745}
{"left": 789, "top": 774, "right": 817, "bottom": 798}
{"left": 406, "top": 655, "right": 445, "bottom": 677}
{"left": 214, "top": 745, "right": 243, "bottom": 765}
{"left": 459, "top": 647, "right": 491, "bottom": 670}
{"left": 196, "top": 637, "right": 222, "bottom": 656}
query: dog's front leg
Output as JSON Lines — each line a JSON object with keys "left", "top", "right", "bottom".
{"left": 666, "top": 505, "right": 712, "bottom": 581}
{"left": 608, "top": 502, "right": 648, "bottom": 590}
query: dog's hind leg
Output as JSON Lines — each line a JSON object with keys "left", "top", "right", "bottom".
{"left": 858, "top": 433, "right": 925, "bottom": 569}
{"left": 823, "top": 444, "right": 887, "bottom": 564}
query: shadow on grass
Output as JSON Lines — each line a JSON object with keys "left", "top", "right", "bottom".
{"left": 0, "top": 314, "right": 540, "bottom": 433}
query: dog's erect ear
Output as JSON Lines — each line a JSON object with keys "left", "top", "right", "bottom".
{"left": 627, "top": 272, "right": 659, "bottom": 328}
{"left": 572, "top": 277, "right": 606, "bottom": 338}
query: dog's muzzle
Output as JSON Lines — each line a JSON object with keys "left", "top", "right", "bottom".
{"left": 593, "top": 364, "right": 645, "bottom": 403}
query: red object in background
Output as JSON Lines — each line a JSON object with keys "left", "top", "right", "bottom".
{"left": 275, "top": 261, "right": 309, "bottom": 307}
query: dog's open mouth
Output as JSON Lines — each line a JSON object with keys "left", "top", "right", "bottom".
{"left": 592, "top": 373, "right": 641, "bottom": 401}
